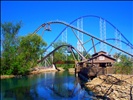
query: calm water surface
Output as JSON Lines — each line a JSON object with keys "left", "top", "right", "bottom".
{"left": 1, "top": 71, "right": 95, "bottom": 100}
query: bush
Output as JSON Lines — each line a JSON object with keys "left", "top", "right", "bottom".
{"left": 114, "top": 54, "right": 133, "bottom": 74}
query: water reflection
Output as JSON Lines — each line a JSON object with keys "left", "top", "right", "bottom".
{"left": 1, "top": 71, "right": 94, "bottom": 100}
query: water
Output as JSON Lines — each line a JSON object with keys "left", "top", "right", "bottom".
{"left": 1, "top": 71, "right": 95, "bottom": 100}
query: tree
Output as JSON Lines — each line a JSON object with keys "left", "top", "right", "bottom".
{"left": 1, "top": 21, "right": 47, "bottom": 75}
{"left": 1, "top": 21, "right": 22, "bottom": 75}
{"left": 13, "top": 33, "right": 47, "bottom": 75}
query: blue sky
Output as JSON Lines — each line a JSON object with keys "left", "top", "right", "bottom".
{"left": 1, "top": 1, "right": 133, "bottom": 54}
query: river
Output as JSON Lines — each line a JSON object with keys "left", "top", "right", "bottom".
{"left": 1, "top": 71, "right": 95, "bottom": 100}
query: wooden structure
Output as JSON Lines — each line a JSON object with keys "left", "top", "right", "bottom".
{"left": 77, "top": 51, "right": 116, "bottom": 79}
{"left": 88, "top": 51, "right": 116, "bottom": 67}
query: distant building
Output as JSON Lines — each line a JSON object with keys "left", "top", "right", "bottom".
{"left": 87, "top": 51, "right": 116, "bottom": 67}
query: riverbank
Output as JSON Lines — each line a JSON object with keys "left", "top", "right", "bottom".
{"left": 29, "top": 66, "right": 57, "bottom": 75}
{"left": 1, "top": 75, "right": 16, "bottom": 79}
{"left": 85, "top": 74, "right": 133, "bottom": 100}
{"left": 1, "top": 66, "right": 58, "bottom": 79}
{"left": 1, "top": 66, "right": 74, "bottom": 79}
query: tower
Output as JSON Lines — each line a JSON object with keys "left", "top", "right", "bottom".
{"left": 62, "top": 28, "right": 67, "bottom": 44}
{"left": 62, "top": 28, "right": 67, "bottom": 60}
{"left": 77, "top": 18, "right": 83, "bottom": 60}
{"left": 100, "top": 18, "right": 107, "bottom": 52}
{"left": 115, "top": 29, "right": 122, "bottom": 53}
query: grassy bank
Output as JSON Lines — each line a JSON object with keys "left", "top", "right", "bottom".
{"left": 1, "top": 67, "right": 58, "bottom": 79}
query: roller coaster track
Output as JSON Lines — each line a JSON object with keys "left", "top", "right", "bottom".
{"left": 37, "top": 44, "right": 87, "bottom": 63}
{"left": 87, "top": 38, "right": 133, "bottom": 53}
{"left": 35, "top": 21, "right": 133, "bottom": 58}
{"left": 33, "top": 15, "right": 133, "bottom": 53}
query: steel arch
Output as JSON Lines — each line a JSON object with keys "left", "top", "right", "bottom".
{"left": 37, "top": 15, "right": 133, "bottom": 51}
{"left": 37, "top": 44, "right": 86, "bottom": 63}
{"left": 45, "top": 21, "right": 133, "bottom": 57}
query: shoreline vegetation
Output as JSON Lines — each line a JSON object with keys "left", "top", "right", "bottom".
{"left": 0, "top": 66, "right": 75, "bottom": 79}
{"left": 1, "top": 66, "right": 57, "bottom": 79}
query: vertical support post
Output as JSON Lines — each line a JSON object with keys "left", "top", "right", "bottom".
{"left": 71, "top": 48, "right": 78, "bottom": 61}
{"left": 62, "top": 29, "right": 67, "bottom": 60}
{"left": 45, "top": 60, "right": 46, "bottom": 67}
{"left": 115, "top": 29, "right": 122, "bottom": 53}
{"left": 92, "top": 38, "right": 96, "bottom": 54}
{"left": 51, "top": 53, "right": 53, "bottom": 64}
{"left": 52, "top": 52, "right": 54, "bottom": 64}
{"left": 108, "top": 47, "right": 113, "bottom": 55}
{"left": 77, "top": 18, "right": 83, "bottom": 60}
{"left": 100, "top": 18, "right": 106, "bottom": 52}
{"left": 103, "top": 20, "right": 107, "bottom": 52}
{"left": 75, "top": 61, "right": 78, "bottom": 77}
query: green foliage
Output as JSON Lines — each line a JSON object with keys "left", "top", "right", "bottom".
{"left": 1, "top": 21, "right": 22, "bottom": 75}
{"left": 13, "top": 34, "right": 46, "bottom": 75}
{"left": 52, "top": 40, "right": 74, "bottom": 69}
{"left": 114, "top": 54, "right": 133, "bottom": 74}
{"left": 53, "top": 40, "right": 67, "bottom": 53}
{"left": 53, "top": 40, "right": 67, "bottom": 62}
{"left": 1, "top": 22, "right": 47, "bottom": 75}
